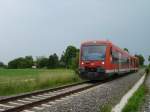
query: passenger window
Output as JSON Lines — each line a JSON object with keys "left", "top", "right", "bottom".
{"left": 112, "top": 49, "right": 119, "bottom": 64}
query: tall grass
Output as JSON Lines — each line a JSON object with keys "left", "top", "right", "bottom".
{"left": 0, "top": 69, "right": 82, "bottom": 96}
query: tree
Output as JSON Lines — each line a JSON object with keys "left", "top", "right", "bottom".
{"left": 148, "top": 56, "right": 150, "bottom": 67}
{"left": 61, "top": 46, "right": 78, "bottom": 68}
{"left": 36, "top": 56, "right": 49, "bottom": 68}
{"left": 135, "top": 54, "right": 145, "bottom": 66}
{"left": 8, "top": 59, "right": 17, "bottom": 69}
{"left": 48, "top": 53, "right": 59, "bottom": 68}
{"left": 71, "top": 50, "right": 80, "bottom": 72}
{"left": 8, "top": 57, "right": 25, "bottom": 69}
{"left": 8, "top": 56, "right": 34, "bottom": 69}
{"left": 0, "top": 62, "right": 5, "bottom": 68}
{"left": 124, "top": 48, "right": 129, "bottom": 53}
{"left": 59, "top": 52, "right": 66, "bottom": 68}
{"left": 25, "top": 56, "right": 34, "bottom": 68}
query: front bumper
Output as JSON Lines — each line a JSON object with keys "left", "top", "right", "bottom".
{"left": 79, "top": 67, "right": 106, "bottom": 80}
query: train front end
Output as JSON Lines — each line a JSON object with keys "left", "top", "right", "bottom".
{"left": 79, "top": 41, "right": 108, "bottom": 80}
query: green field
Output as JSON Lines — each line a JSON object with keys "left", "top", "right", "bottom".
{"left": 0, "top": 69, "right": 82, "bottom": 96}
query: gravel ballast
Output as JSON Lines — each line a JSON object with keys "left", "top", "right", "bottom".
{"left": 0, "top": 96, "right": 6, "bottom": 100}
{"left": 33, "top": 69, "right": 144, "bottom": 112}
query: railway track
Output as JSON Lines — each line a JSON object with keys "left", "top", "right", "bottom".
{"left": 0, "top": 81, "right": 102, "bottom": 112}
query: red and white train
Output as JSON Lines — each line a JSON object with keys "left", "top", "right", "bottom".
{"left": 79, "top": 40, "right": 139, "bottom": 80}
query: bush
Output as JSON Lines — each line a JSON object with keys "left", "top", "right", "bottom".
{"left": 0, "top": 62, "right": 7, "bottom": 68}
{"left": 48, "top": 53, "right": 59, "bottom": 68}
{"left": 8, "top": 56, "right": 33, "bottom": 69}
{"left": 36, "top": 57, "right": 49, "bottom": 68}
{"left": 60, "top": 46, "right": 79, "bottom": 69}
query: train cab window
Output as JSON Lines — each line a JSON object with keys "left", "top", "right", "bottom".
{"left": 82, "top": 45, "right": 106, "bottom": 61}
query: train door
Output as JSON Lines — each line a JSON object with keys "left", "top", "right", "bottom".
{"left": 118, "top": 52, "right": 122, "bottom": 73}
{"left": 111, "top": 48, "right": 120, "bottom": 74}
{"left": 129, "top": 58, "right": 131, "bottom": 72}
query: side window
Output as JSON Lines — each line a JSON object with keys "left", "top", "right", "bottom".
{"left": 120, "top": 55, "right": 129, "bottom": 64}
{"left": 112, "top": 49, "right": 119, "bottom": 64}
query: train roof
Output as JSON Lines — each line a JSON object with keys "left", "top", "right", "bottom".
{"left": 81, "top": 40, "right": 112, "bottom": 45}
{"left": 81, "top": 40, "right": 134, "bottom": 57}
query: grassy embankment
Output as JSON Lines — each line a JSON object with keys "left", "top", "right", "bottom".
{"left": 122, "top": 85, "right": 147, "bottom": 112}
{"left": 122, "top": 67, "right": 150, "bottom": 112}
{"left": 0, "top": 69, "right": 82, "bottom": 96}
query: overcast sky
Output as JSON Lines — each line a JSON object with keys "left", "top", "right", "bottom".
{"left": 0, "top": 0, "right": 150, "bottom": 64}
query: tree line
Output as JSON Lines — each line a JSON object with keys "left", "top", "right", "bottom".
{"left": 0, "top": 45, "right": 79, "bottom": 70}
{"left": 0, "top": 46, "right": 149, "bottom": 69}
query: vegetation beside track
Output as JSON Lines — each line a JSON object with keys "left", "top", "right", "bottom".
{"left": 122, "top": 82, "right": 147, "bottom": 112}
{"left": 110, "top": 67, "right": 148, "bottom": 112}
{"left": 0, "top": 69, "right": 82, "bottom": 96}
{"left": 122, "top": 67, "right": 150, "bottom": 112}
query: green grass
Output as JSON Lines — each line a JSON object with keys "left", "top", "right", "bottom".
{"left": 122, "top": 85, "right": 147, "bottom": 112}
{"left": 0, "top": 69, "right": 82, "bottom": 96}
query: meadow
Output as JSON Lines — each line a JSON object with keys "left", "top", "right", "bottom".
{"left": 0, "top": 69, "right": 82, "bottom": 96}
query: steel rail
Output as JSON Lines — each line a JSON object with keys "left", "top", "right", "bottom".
{"left": 2, "top": 82, "right": 101, "bottom": 112}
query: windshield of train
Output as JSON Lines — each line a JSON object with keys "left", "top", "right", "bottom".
{"left": 82, "top": 45, "right": 106, "bottom": 61}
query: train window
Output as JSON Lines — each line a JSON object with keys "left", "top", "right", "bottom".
{"left": 112, "top": 49, "right": 119, "bottom": 64}
{"left": 120, "top": 55, "right": 129, "bottom": 64}
{"left": 82, "top": 45, "right": 106, "bottom": 61}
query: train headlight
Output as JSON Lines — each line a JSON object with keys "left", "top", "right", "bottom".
{"left": 102, "top": 61, "right": 105, "bottom": 65}
{"left": 81, "top": 61, "right": 84, "bottom": 65}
